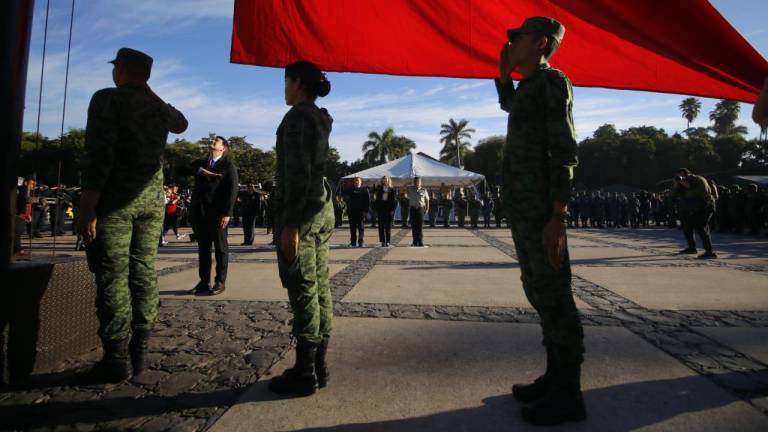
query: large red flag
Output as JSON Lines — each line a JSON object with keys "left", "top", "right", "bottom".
{"left": 231, "top": 0, "right": 767, "bottom": 102}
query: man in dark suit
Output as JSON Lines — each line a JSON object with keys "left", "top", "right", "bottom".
{"left": 189, "top": 136, "right": 239, "bottom": 296}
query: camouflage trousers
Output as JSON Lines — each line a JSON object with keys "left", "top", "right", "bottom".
{"left": 87, "top": 173, "right": 164, "bottom": 343}
{"left": 276, "top": 198, "right": 335, "bottom": 346}
{"left": 510, "top": 220, "right": 585, "bottom": 366}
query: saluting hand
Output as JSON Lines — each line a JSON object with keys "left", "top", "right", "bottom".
{"left": 199, "top": 168, "right": 222, "bottom": 178}
{"left": 499, "top": 42, "right": 516, "bottom": 83}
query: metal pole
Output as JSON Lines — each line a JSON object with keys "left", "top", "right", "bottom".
{"left": 1, "top": 0, "right": 36, "bottom": 271}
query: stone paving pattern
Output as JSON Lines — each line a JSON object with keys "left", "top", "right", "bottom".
{"left": 2, "top": 224, "right": 767, "bottom": 431}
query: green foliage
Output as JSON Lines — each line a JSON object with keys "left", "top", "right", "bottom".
{"left": 439, "top": 118, "right": 475, "bottom": 167}
{"left": 709, "top": 100, "right": 747, "bottom": 137}
{"left": 465, "top": 135, "right": 504, "bottom": 184}
{"left": 362, "top": 128, "right": 416, "bottom": 165}
{"left": 679, "top": 97, "right": 702, "bottom": 129}
{"left": 17, "top": 128, "right": 86, "bottom": 185}
{"left": 574, "top": 123, "right": 728, "bottom": 189}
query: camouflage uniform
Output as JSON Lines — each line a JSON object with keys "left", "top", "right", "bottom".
{"left": 496, "top": 62, "right": 584, "bottom": 369}
{"left": 440, "top": 196, "right": 453, "bottom": 227}
{"left": 274, "top": 101, "right": 335, "bottom": 346}
{"left": 84, "top": 81, "right": 187, "bottom": 344}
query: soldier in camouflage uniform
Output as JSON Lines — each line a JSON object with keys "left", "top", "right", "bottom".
{"left": 454, "top": 190, "right": 468, "bottom": 228}
{"left": 440, "top": 192, "right": 453, "bottom": 227}
{"left": 77, "top": 48, "right": 188, "bottom": 384}
{"left": 269, "top": 61, "right": 335, "bottom": 397}
{"left": 496, "top": 18, "right": 585, "bottom": 425}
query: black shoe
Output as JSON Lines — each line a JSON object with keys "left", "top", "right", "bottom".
{"left": 520, "top": 389, "right": 586, "bottom": 426}
{"left": 513, "top": 376, "right": 550, "bottom": 403}
{"left": 316, "top": 337, "right": 330, "bottom": 389}
{"left": 189, "top": 280, "right": 210, "bottom": 295}
{"left": 129, "top": 330, "right": 151, "bottom": 375}
{"left": 210, "top": 281, "right": 226, "bottom": 296}
{"left": 76, "top": 338, "right": 132, "bottom": 385}
{"left": 269, "top": 341, "right": 318, "bottom": 396}
{"left": 381, "top": 242, "right": 386, "bottom": 247}
{"left": 678, "top": 247, "right": 697, "bottom": 254}
{"left": 358, "top": 242, "right": 364, "bottom": 248}
{"left": 697, "top": 251, "right": 718, "bottom": 259}
{"left": 349, "top": 243, "right": 356, "bottom": 248}
{"left": 33, "top": 232, "right": 43, "bottom": 238}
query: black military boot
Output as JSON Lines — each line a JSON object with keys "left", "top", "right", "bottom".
{"left": 76, "top": 337, "right": 132, "bottom": 385}
{"left": 512, "top": 347, "right": 552, "bottom": 403}
{"left": 129, "top": 329, "right": 151, "bottom": 376}
{"left": 268, "top": 340, "right": 318, "bottom": 396}
{"left": 316, "top": 336, "right": 330, "bottom": 389}
{"left": 520, "top": 363, "right": 586, "bottom": 426}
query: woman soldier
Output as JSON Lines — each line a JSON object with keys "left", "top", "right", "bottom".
{"left": 269, "top": 61, "right": 335, "bottom": 396}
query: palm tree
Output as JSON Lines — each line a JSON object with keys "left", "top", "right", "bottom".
{"left": 390, "top": 135, "right": 416, "bottom": 159}
{"left": 362, "top": 128, "right": 416, "bottom": 165}
{"left": 679, "top": 97, "right": 702, "bottom": 129}
{"left": 439, "top": 118, "right": 475, "bottom": 167}
{"left": 709, "top": 100, "right": 746, "bottom": 136}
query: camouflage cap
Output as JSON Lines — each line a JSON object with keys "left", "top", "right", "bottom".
{"left": 108, "top": 47, "right": 153, "bottom": 70}
{"left": 507, "top": 16, "right": 565, "bottom": 44}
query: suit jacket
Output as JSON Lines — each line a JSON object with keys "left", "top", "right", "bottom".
{"left": 374, "top": 187, "right": 397, "bottom": 213}
{"left": 189, "top": 156, "right": 239, "bottom": 219}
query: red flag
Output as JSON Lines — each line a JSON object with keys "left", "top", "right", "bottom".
{"left": 231, "top": 0, "right": 767, "bottom": 102}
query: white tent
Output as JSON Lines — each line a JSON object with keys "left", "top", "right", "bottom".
{"left": 342, "top": 152, "right": 484, "bottom": 187}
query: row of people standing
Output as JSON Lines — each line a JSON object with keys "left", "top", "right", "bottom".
{"left": 339, "top": 181, "right": 507, "bottom": 247}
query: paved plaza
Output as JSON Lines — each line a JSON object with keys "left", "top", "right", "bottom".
{"left": 2, "top": 225, "right": 768, "bottom": 431}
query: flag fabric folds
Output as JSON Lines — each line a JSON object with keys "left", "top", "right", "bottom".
{"left": 231, "top": 0, "right": 767, "bottom": 102}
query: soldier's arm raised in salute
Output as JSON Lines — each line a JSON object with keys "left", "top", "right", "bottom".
{"left": 495, "top": 43, "right": 518, "bottom": 113}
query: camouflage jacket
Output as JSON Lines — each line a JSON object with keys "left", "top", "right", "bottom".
{"left": 495, "top": 63, "right": 577, "bottom": 222}
{"left": 274, "top": 101, "right": 333, "bottom": 226}
{"left": 83, "top": 83, "right": 187, "bottom": 213}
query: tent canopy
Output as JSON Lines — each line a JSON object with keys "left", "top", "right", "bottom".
{"left": 232, "top": 0, "right": 767, "bottom": 102}
{"left": 343, "top": 153, "right": 484, "bottom": 188}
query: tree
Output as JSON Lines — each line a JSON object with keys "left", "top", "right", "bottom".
{"left": 390, "top": 135, "right": 416, "bottom": 160}
{"left": 362, "top": 128, "right": 416, "bottom": 165}
{"left": 709, "top": 100, "right": 747, "bottom": 137}
{"left": 466, "top": 136, "right": 504, "bottom": 184}
{"left": 712, "top": 134, "right": 748, "bottom": 171}
{"left": 362, "top": 128, "right": 395, "bottom": 165}
{"left": 679, "top": 97, "right": 702, "bottom": 129}
{"left": 439, "top": 118, "right": 475, "bottom": 167}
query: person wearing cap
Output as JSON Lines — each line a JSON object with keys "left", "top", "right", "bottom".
{"left": 77, "top": 47, "right": 188, "bottom": 384}
{"left": 406, "top": 176, "right": 429, "bottom": 246}
{"left": 672, "top": 168, "right": 717, "bottom": 259}
{"left": 188, "top": 136, "right": 239, "bottom": 296}
{"left": 269, "top": 60, "right": 334, "bottom": 396}
{"left": 496, "top": 17, "right": 586, "bottom": 425}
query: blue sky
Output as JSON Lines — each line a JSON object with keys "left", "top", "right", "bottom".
{"left": 23, "top": 0, "right": 768, "bottom": 163}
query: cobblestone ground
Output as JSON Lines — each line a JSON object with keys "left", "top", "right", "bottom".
{"left": 3, "top": 225, "right": 768, "bottom": 431}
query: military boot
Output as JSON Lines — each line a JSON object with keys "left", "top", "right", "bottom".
{"left": 76, "top": 337, "right": 132, "bottom": 385}
{"left": 512, "top": 347, "right": 552, "bottom": 403}
{"left": 129, "top": 329, "right": 151, "bottom": 375}
{"left": 520, "top": 363, "right": 586, "bottom": 426}
{"left": 268, "top": 340, "right": 318, "bottom": 396}
{"left": 316, "top": 336, "right": 330, "bottom": 389}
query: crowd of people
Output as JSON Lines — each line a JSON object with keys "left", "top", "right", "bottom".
{"left": 14, "top": 174, "right": 768, "bottom": 257}
{"left": 567, "top": 182, "right": 768, "bottom": 235}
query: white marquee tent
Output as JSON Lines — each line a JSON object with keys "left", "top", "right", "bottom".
{"left": 342, "top": 152, "right": 484, "bottom": 188}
